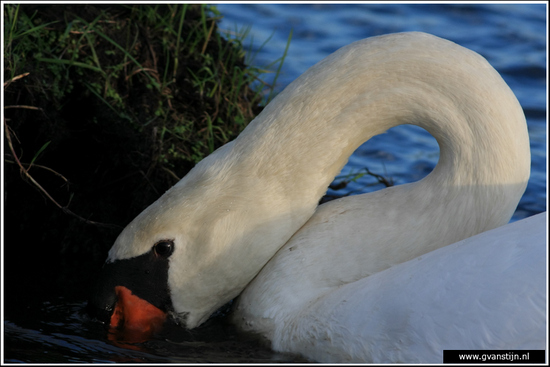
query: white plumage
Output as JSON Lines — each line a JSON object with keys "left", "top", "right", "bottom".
{"left": 233, "top": 212, "right": 546, "bottom": 363}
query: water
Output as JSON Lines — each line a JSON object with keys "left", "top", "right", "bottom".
{"left": 3, "top": 3, "right": 547, "bottom": 363}
{"left": 4, "top": 297, "right": 305, "bottom": 363}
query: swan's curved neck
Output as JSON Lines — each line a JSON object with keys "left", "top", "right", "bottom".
{"left": 231, "top": 32, "right": 529, "bottom": 231}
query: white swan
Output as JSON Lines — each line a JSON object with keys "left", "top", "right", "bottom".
{"left": 90, "top": 32, "right": 546, "bottom": 363}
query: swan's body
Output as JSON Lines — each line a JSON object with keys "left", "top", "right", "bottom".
{"left": 89, "top": 32, "right": 545, "bottom": 363}
{"left": 233, "top": 212, "right": 546, "bottom": 363}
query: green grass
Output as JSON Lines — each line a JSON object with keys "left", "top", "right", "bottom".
{"left": 2, "top": 4, "right": 290, "bottom": 289}
{"left": 4, "top": 4, "right": 289, "bottom": 173}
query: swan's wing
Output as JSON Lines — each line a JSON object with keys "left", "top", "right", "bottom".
{"left": 274, "top": 212, "right": 547, "bottom": 363}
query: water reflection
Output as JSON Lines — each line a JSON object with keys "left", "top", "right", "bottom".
{"left": 4, "top": 299, "right": 307, "bottom": 363}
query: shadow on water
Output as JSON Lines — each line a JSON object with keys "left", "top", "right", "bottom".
{"left": 4, "top": 298, "right": 309, "bottom": 363}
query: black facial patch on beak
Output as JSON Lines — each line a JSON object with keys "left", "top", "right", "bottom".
{"left": 87, "top": 248, "right": 173, "bottom": 325}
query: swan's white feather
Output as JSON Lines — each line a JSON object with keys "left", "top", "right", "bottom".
{"left": 234, "top": 212, "right": 546, "bottom": 363}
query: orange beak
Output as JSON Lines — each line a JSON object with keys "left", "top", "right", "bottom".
{"left": 108, "top": 285, "right": 167, "bottom": 343}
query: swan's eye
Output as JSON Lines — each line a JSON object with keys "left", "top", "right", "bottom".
{"left": 154, "top": 240, "right": 174, "bottom": 258}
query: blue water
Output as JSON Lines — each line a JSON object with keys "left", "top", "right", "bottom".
{"left": 4, "top": 4, "right": 547, "bottom": 363}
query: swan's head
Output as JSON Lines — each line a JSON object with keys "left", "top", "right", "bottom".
{"left": 87, "top": 180, "right": 209, "bottom": 336}
{"left": 87, "top": 142, "right": 312, "bottom": 338}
